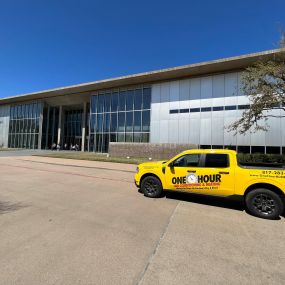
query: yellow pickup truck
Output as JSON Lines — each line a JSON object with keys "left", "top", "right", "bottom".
{"left": 135, "top": 149, "right": 285, "bottom": 219}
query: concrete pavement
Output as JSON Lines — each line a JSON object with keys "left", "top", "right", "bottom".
{"left": 0, "top": 155, "right": 284, "bottom": 285}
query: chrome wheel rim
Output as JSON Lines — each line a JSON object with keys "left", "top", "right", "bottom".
{"left": 252, "top": 194, "right": 276, "bottom": 215}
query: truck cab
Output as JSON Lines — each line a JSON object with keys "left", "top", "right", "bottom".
{"left": 135, "top": 149, "right": 285, "bottom": 219}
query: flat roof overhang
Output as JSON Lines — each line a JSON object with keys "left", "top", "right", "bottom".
{"left": 1, "top": 48, "right": 285, "bottom": 105}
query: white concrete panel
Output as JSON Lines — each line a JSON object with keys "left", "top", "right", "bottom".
{"left": 168, "top": 120, "right": 179, "bottom": 143}
{"left": 189, "top": 111, "right": 201, "bottom": 119}
{"left": 179, "top": 79, "right": 190, "bottom": 101}
{"left": 150, "top": 103, "right": 161, "bottom": 121}
{"left": 225, "top": 72, "right": 238, "bottom": 97}
{"left": 250, "top": 116, "right": 266, "bottom": 146}
{"left": 211, "top": 117, "right": 224, "bottom": 145}
{"left": 158, "top": 102, "right": 170, "bottom": 120}
{"left": 224, "top": 95, "right": 238, "bottom": 106}
{"left": 190, "top": 78, "right": 201, "bottom": 100}
{"left": 237, "top": 133, "right": 251, "bottom": 145}
{"left": 265, "top": 110, "right": 282, "bottom": 146}
{"left": 178, "top": 119, "right": 190, "bottom": 144}
{"left": 170, "top": 81, "right": 179, "bottom": 102}
{"left": 150, "top": 120, "right": 160, "bottom": 143}
{"left": 281, "top": 117, "right": 285, "bottom": 147}
{"left": 0, "top": 105, "right": 10, "bottom": 148}
{"left": 201, "top": 76, "right": 212, "bottom": 99}
{"left": 237, "top": 95, "right": 249, "bottom": 105}
{"left": 212, "top": 97, "right": 225, "bottom": 108}
{"left": 212, "top": 110, "right": 224, "bottom": 118}
{"left": 159, "top": 120, "right": 169, "bottom": 143}
{"left": 238, "top": 72, "right": 245, "bottom": 96}
{"left": 189, "top": 99, "right": 200, "bottom": 108}
{"left": 200, "top": 98, "right": 212, "bottom": 108}
{"left": 169, "top": 100, "right": 180, "bottom": 110}
{"left": 224, "top": 116, "right": 237, "bottom": 146}
{"left": 200, "top": 112, "right": 211, "bottom": 119}
{"left": 160, "top": 82, "right": 170, "bottom": 102}
{"left": 200, "top": 118, "right": 211, "bottom": 145}
{"left": 151, "top": 84, "right": 161, "bottom": 104}
{"left": 213, "top": 74, "right": 225, "bottom": 98}
{"left": 189, "top": 118, "right": 200, "bottom": 145}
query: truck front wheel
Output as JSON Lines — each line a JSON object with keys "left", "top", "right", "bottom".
{"left": 245, "top": 188, "right": 284, "bottom": 220}
{"left": 141, "top": 176, "right": 163, "bottom": 198}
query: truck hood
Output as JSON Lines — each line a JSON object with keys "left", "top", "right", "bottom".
{"left": 139, "top": 160, "right": 167, "bottom": 170}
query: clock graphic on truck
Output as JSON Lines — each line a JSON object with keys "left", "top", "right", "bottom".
{"left": 186, "top": 173, "right": 198, "bottom": 183}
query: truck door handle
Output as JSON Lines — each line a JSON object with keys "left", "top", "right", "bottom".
{"left": 187, "top": 170, "right": 196, "bottom": 173}
{"left": 219, "top": 171, "right": 229, "bottom": 174}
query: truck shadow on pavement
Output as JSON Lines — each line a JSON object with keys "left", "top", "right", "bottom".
{"left": 0, "top": 201, "right": 27, "bottom": 215}
{"left": 164, "top": 191, "right": 245, "bottom": 212}
{"left": 164, "top": 192, "right": 285, "bottom": 219}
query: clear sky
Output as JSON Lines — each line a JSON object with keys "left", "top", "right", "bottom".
{"left": 0, "top": 0, "right": 284, "bottom": 98}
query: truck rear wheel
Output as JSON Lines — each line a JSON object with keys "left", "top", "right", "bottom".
{"left": 141, "top": 176, "right": 163, "bottom": 198}
{"left": 245, "top": 188, "right": 284, "bottom": 220}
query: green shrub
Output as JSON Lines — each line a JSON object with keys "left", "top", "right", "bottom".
{"left": 237, "top": 153, "right": 285, "bottom": 163}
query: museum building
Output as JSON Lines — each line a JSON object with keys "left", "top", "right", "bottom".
{"left": 0, "top": 48, "right": 284, "bottom": 154}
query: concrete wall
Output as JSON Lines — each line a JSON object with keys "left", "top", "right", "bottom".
{"left": 150, "top": 72, "right": 285, "bottom": 149}
{"left": 109, "top": 142, "right": 197, "bottom": 160}
{"left": 0, "top": 105, "right": 10, "bottom": 148}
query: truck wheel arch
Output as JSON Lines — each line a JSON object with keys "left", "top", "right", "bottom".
{"left": 140, "top": 173, "right": 162, "bottom": 188}
{"left": 244, "top": 183, "right": 284, "bottom": 198}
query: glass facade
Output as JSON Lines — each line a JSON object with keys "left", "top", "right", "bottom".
{"left": 8, "top": 102, "right": 43, "bottom": 149}
{"left": 41, "top": 106, "right": 59, "bottom": 149}
{"left": 63, "top": 109, "right": 83, "bottom": 149}
{"left": 90, "top": 86, "right": 151, "bottom": 152}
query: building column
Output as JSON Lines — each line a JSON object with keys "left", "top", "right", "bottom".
{"left": 38, "top": 103, "right": 44, "bottom": 150}
{"left": 57, "top": 106, "right": 63, "bottom": 146}
{"left": 81, "top": 102, "right": 87, "bottom": 152}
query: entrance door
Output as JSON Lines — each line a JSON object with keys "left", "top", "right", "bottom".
{"left": 164, "top": 153, "right": 234, "bottom": 196}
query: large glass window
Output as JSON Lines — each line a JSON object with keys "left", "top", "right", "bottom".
{"left": 119, "top": 91, "right": 126, "bottom": 111}
{"left": 126, "top": 90, "right": 134, "bottom": 111}
{"left": 8, "top": 102, "right": 43, "bottom": 149}
{"left": 90, "top": 86, "right": 151, "bottom": 152}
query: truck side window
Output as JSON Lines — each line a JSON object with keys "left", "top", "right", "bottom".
{"left": 205, "top": 154, "right": 229, "bottom": 168}
{"left": 173, "top": 154, "right": 201, "bottom": 167}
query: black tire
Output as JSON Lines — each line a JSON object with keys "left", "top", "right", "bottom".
{"left": 141, "top": 176, "right": 163, "bottom": 198}
{"left": 245, "top": 188, "right": 284, "bottom": 220}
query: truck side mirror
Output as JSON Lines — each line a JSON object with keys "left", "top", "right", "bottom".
{"left": 168, "top": 162, "right": 174, "bottom": 168}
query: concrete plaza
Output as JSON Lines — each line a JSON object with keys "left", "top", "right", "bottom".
{"left": 0, "top": 153, "right": 284, "bottom": 285}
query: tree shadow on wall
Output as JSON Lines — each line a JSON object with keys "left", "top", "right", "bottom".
{"left": 0, "top": 201, "right": 27, "bottom": 215}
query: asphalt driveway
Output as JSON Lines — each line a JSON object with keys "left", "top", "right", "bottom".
{"left": 0, "top": 155, "right": 284, "bottom": 285}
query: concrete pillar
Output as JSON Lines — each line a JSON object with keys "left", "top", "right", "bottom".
{"left": 57, "top": 106, "right": 63, "bottom": 146}
{"left": 81, "top": 102, "right": 87, "bottom": 152}
{"left": 38, "top": 103, "right": 44, "bottom": 150}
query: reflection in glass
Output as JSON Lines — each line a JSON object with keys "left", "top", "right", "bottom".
{"left": 119, "top": 91, "right": 126, "bottom": 111}
{"left": 126, "top": 90, "right": 134, "bottom": 111}
{"left": 8, "top": 102, "right": 43, "bottom": 149}
{"left": 90, "top": 86, "right": 151, "bottom": 152}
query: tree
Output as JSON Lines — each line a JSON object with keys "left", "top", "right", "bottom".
{"left": 280, "top": 31, "right": 285, "bottom": 48}
{"left": 228, "top": 55, "right": 285, "bottom": 135}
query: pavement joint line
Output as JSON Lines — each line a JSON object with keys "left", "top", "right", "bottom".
{"left": 0, "top": 163, "right": 134, "bottom": 184}
{"left": 135, "top": 201, "right": 181, "bottom": 285}
{"left": 16, "top": 158, "right": 136, "bottom": 173}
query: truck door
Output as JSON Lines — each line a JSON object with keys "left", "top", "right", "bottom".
{"left": 165, "top": 153, "right": 234, "bottom": 196}
{"left": 195, "top": 153, "right": 235, "bottom": 196}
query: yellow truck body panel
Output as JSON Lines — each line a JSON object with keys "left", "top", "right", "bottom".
{"left": 135, "top": 149, "right": 285, "bottom": 197}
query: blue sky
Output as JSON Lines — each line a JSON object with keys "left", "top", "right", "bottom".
{"left": 0, "top": 0, "right": 284, "bottom": 98}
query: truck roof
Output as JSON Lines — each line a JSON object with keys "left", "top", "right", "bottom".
{"left": 183, "top": 149, "right": 237, "bottom": 155}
